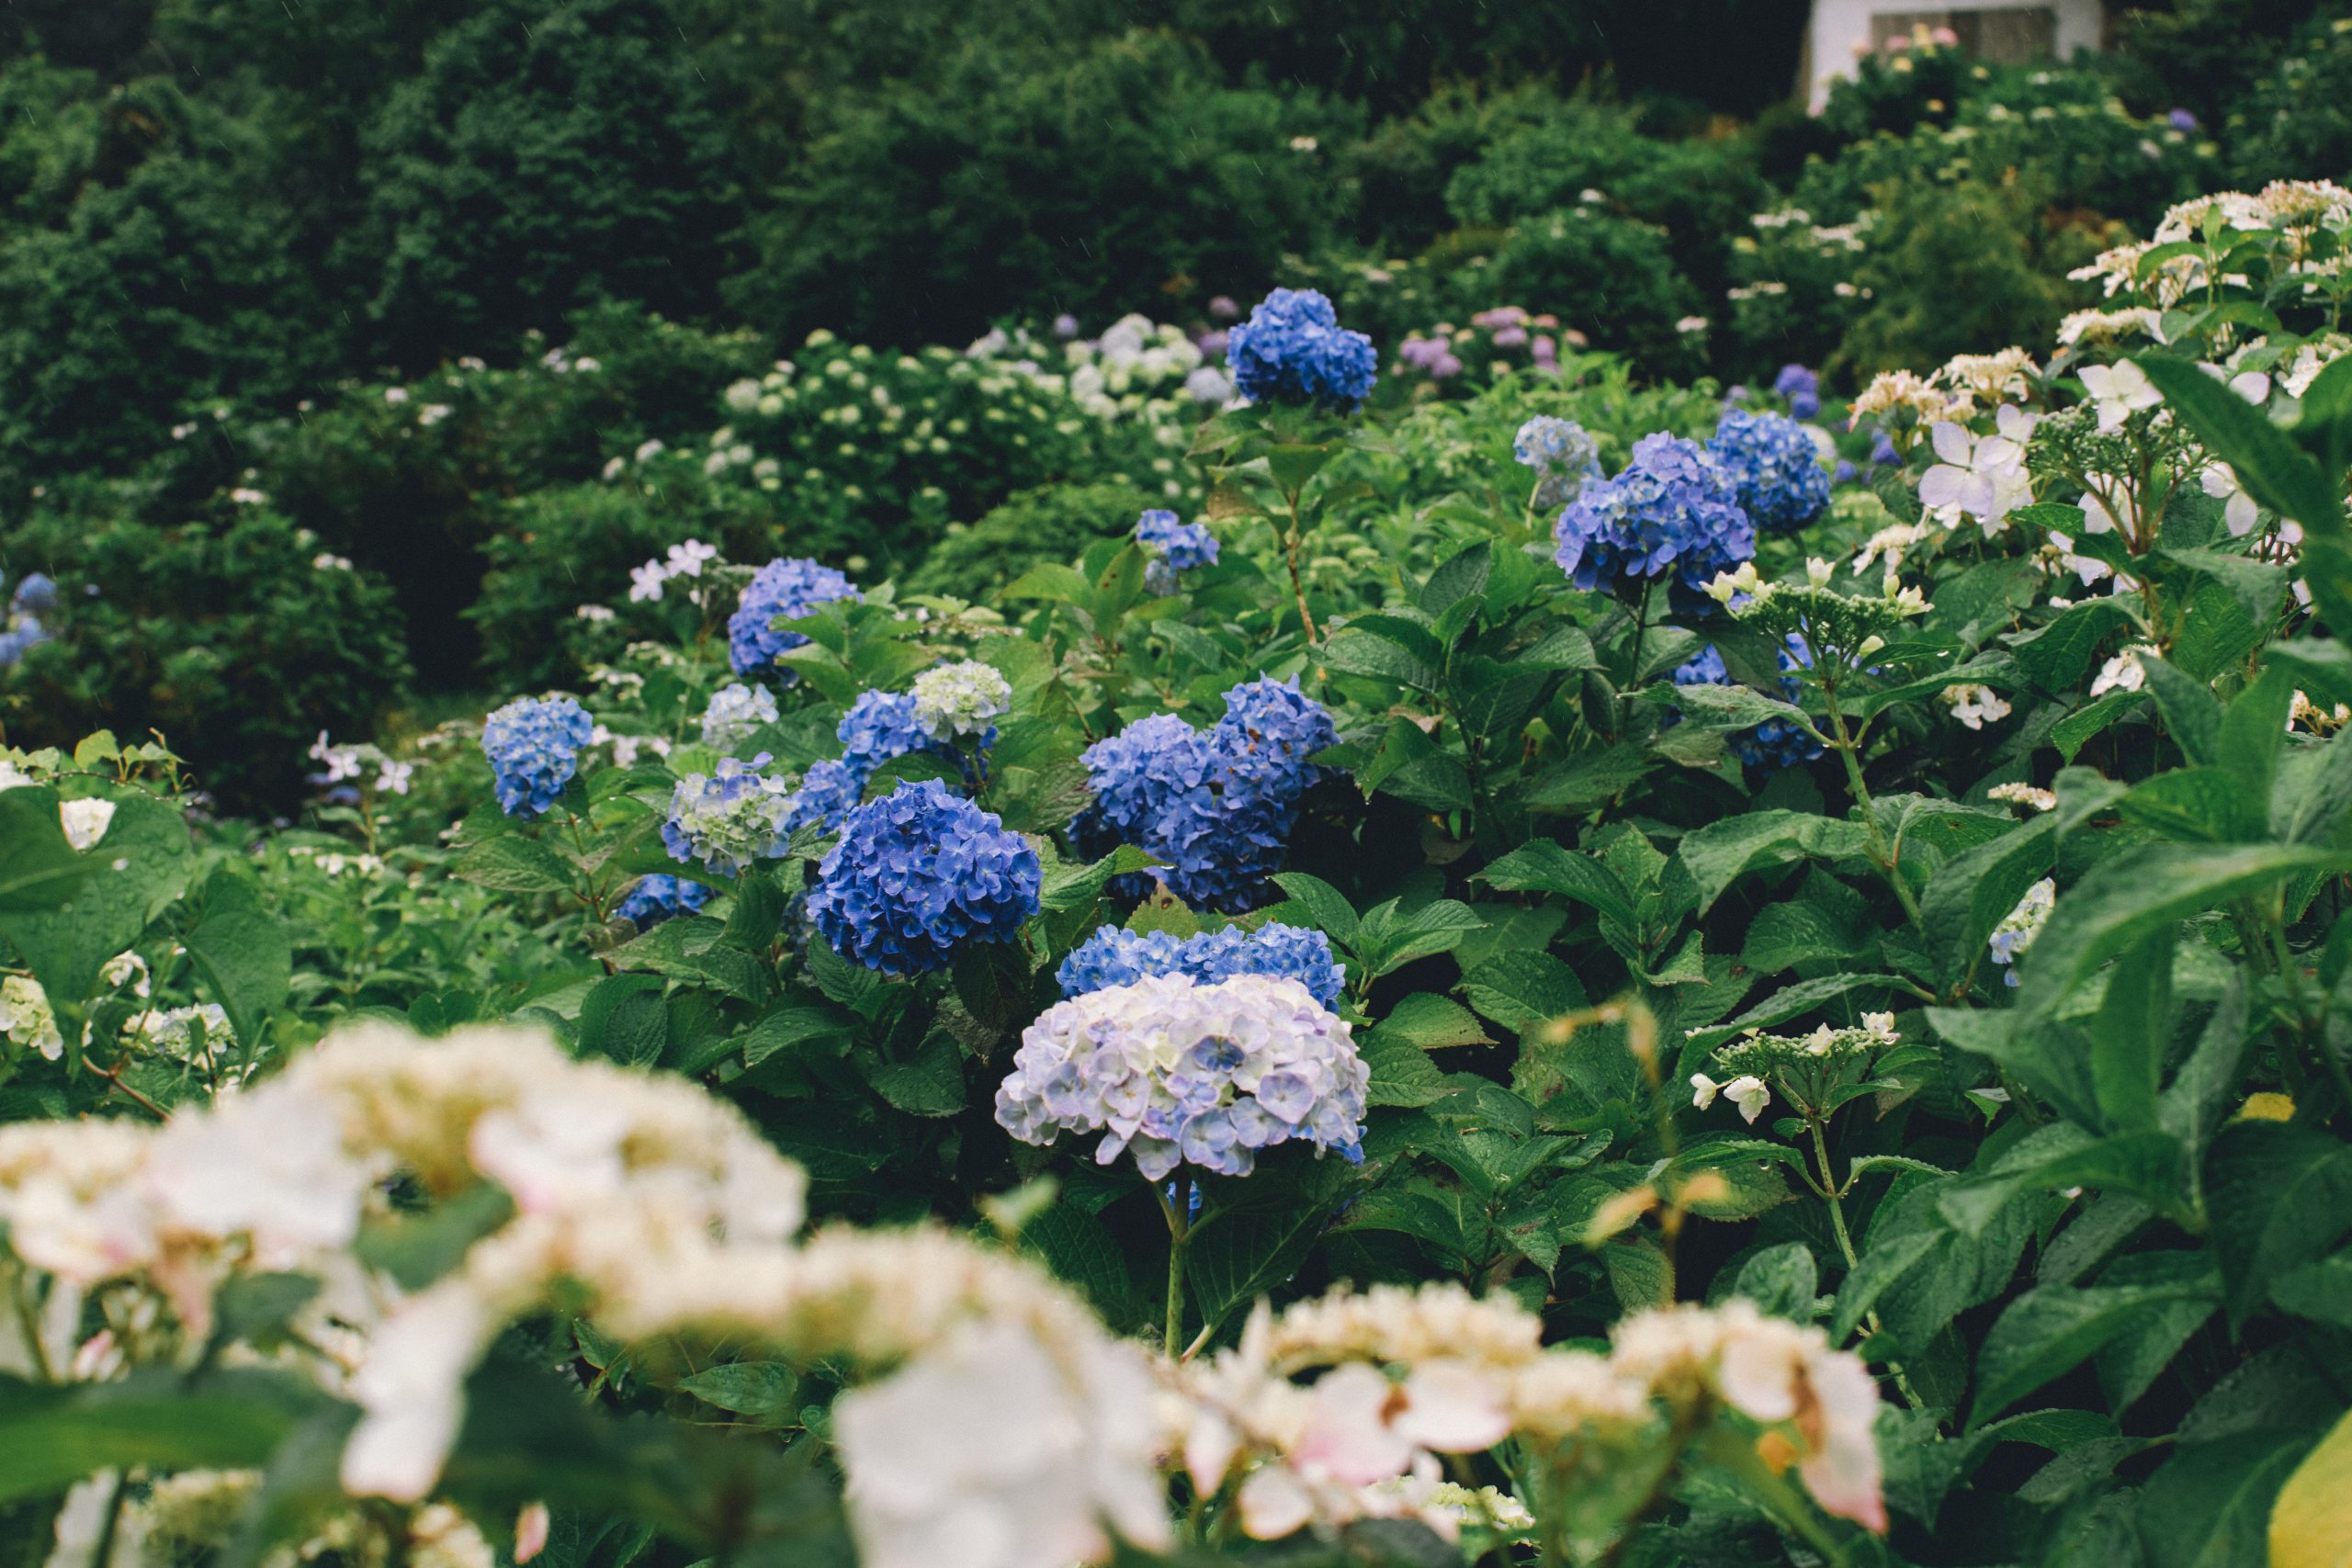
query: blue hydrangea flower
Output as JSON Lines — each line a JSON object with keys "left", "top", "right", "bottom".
{"left": 616, "top": 874, "right": 716, "bottom": 928}
{"left": 1670, "top": 639, "right": 1824, "bottom": 771}
{"left": 1513, "top": 416, "right": 1604, "bottom": 510}
{"left": 1137, "top": 509, "right": 1219, "bottom": 593}
{"left": 1773, "top": 364, "right": 1822, "bottom": 421}
{"left": 787, "top": 757, "right": 865, "bottom": 833}
{"left": 995, "top": 972, "right": 1368, "bottom": 1180}
{"left": 1554, "top": 432, "right": 1756, "bottom": 601}
{"left": 727, "top": 558, "right": 860, "bottom": 676}
{"left": 1081, "top": 679, "right": 1337, "bottom": 912}
{"left": 700, "top": 682, "right": 779, "bottom": 749}
{"left": 837, "top": 690, "right": 938, "bottom": 774}
{"left": 481, "top": 695, "right": 594, "bottom": 817}
{"left": 1227, "top": 288, "right": 1378, "bottom": 412}
{"left": 807, "top": 779, "right": 1042, "bottom": 976}
{"left": 1710, "top": 410, "right": 1831, "bottom": 535}
{"left": 1057, "top": 921, "right": 1343, "bottom": 1009}
{"left": 662, "top": 754, "right": 797, "bottom": 874}
{"left": 10, "top": 573, "right": 57, "bottom": 614}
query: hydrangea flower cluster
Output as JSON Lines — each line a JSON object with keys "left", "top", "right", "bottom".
{"left": 662, "top": 755, "right": 798, "bottom": 874}
{"left": 1082, "top": 678, "right": 1338, "bottom": 912}
{"left": 790, "top": 757, "right": 867, "bottom": 833}
{"left": 1989, "top": 878, "right": 2056, "bottom": 985}
{"left": 1669, "top": 643, "right": 1823, "bottom": 771}
{"left": 0, "top": 572, "right": 56, "bottom": 668}
{"left": 1702, "top": 559, "right": 1928, "bottom": 668}
{"left": 910, "top": 660, "right": 1012, "bottom": 741}
{"left": 480, "top": 695, "right": 594, "bottom": 817}
{"left": 727, "top": 558, "right": 860, "bottom": 676}
{"left": 1709, "top": 411, "right": 1831, "bottom": 534}
{"left": 838, "top": 690, "right": 942, "bottom": 773}
{"left": 1513, "top": 416, "right": 1603, "bottom": 510}
{"left": 1136, "top": 509, "right": 1219, "bottom": 593}
{"left": 1227, "top": 289, "right": 1378, "bottom": 412}
{"left": 807, "top": 780, "right": 1042, "bottom": 976}
{"left": 1772, "top": 364, "right": 1822, "bottom": 420}
{"left": 1554, "top": 433, "right": 1756, "bottom": 601}
{"left": 1692, "top": 1012, "right": 1902, "bottom": 1123}
{"left": 0, "top": 975, "right": 62, "bottom": 1060}
{"left": 615, "top": 874, "right": 716, "bottom": 928}
{"left": 1057, "top": 922, "right": 1344, "bottom": 1009}
{"left": 700, "top": 682, "right": 778, "bottom": 749}
{"left": 994, "top": 973, "right": 1368, "bottom": 1179}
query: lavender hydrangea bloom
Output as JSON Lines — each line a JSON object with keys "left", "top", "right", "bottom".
{"left": 615, "top": 874, "right": 716, "bottom": 928}
{"left": 807, "top": 780, "right": 1042, "bottom": 976}
{"left": 1081, "top": 679, "right": 1336, "bottom": 912}
{"left": 1772, "top": 364, "right": 1823, "bottom": 421}
{"left": 481, "top": 695, "right": 594, "bottom": 817}
{"left": 996, "top": 973, "right": 1367, "bottom": 1179}
{"left": 1670, "top": 639, "right": 1824, "bottom": 771}
{"left": 727, "top": 558, "right": 860, "bottom": 676}
{"left": 1553, "top": 432, "right": 1756, "bottom": 601}
{"left": 1710, "top": 410, "right": 1831, "bottom": 534}
{"left": 10, "top": 573, "right": 57, "bottom": 614}
{"left": 662, "top": 754, "right": 797, "bottom": 874}
{"left": 1512, "top": 415, "right": 1604, "bottom": 510}
{"left": 1057, "top": 921, "right": 1344, "bottom": 1009}
{"left": 1227, "top": 288, "right": 1378, "bottom": 411}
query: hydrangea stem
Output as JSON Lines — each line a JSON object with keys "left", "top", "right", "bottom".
{"left": 1159, "top": 1174, "right": 1193, "bottom": 1358}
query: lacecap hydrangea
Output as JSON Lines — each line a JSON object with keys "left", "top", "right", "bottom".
{"left": 1057, "top": 921, "right": 1343, "bottom": 1009}
{"left": 662, "top": 755, "right": 798, "bottom": 875}
{"left": 700, "top": 682, "right": 779, "bottom": 749}
{"left": 1670, "top": 642, "right": 1824, "bottom": 771}
{"left": 1227, "top": 289, "right": 1378, "bottom": 412}
{"left": 481, "top": 695, "right": 594, "bottom": 817}
{"left": 1554, "top": 433, "right": 1756, "bottom": 602}
{"left": 995, "top": 972, "right": 1368, "bottom": 1179}
{"left": 727, "top": 558, "right": 860, "bottom": 676}
{"left": 1709, "top": 410, "right": 1831, "bottom": 535}
{"left": 616, "top": 874, "right": 716, "bottom": 928}
{"left": 807, "top": 780, "right": 1042, "bottom": 976}
{"left": 1513, "top": 416, "right": 1604, "bottom": 511}
{"left": 1136, "top": 509, "right": 1219, "bottom": 593}
{"left": 1081, "top": 678, "right": 1338, "bottom": 912}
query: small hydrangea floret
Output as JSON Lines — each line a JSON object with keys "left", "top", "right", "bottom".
{"left": 700, "top": 682, "right": 779, "bottom": 749}
{"left": 616, "top": 874, "right": 717, "bottom": 928}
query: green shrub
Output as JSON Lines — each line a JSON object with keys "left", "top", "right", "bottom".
{"left": 727, "top": 30, "right": 1352, "bottom": 346}
{"left": 1481, "top": 208, "right": 1707, "bottom": 376}
{"left": 2226, "top": 13, "right": 2352, "bottom": 186}
{"left": 0, "top": 506, "right": 413, "bottom": 807}
{"left": 903, "top": 480, "right": 1160, "bottom": 601}
{"left": 341, "top": 0, "right": 737, "bottom": 373}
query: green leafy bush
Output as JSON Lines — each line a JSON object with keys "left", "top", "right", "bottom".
{"left": 0, "top": 506, "right": 413, "bottom": 806}
{"left": 904, "top": 479, "right": 1161, "bottom": 601}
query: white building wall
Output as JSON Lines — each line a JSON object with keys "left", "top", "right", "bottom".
{"left": 1803, "top": 0, "right": 2105, "bottom": 110}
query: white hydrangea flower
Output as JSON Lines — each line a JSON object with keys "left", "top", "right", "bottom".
{"left": 0, "top": 976, "right": 62, "bottom": 1060}
{"left": 1943, "top": 683, "right": 2012, "bottom": 730}
{"left": 1690, "top": 1072, "right": 1772, "bottom": 1123}
{"left": 910, "top": 660, "right": 1012, "bottom": 741}
{"left": 1989, "top": 878, "right": 2058, "bottom": 984}
{"left": 59, "top": 798, "right": 116, "bottom": 852}
{"left": 699, "top": 682, "right": 780, "bottom": 749}
{"left": 1917, "top": 406, "right": 2035, "bottom": 531}
{"left": 2076, "top": 361, "right": 2164, "bottom": 431}
{"left": 2090, "top": 645, "right": 2154, "bottom": 695}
